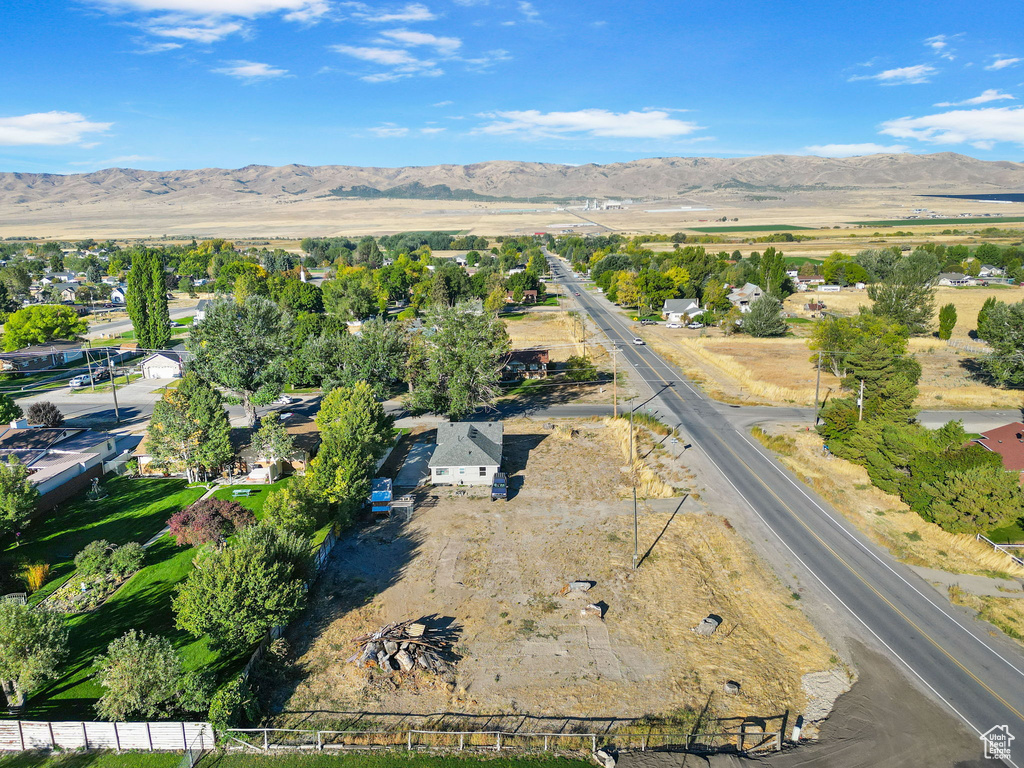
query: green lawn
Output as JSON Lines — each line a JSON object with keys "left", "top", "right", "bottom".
{"left": 850, "top": 216, "right": 1024, "bottom": 227}
{"left": 987, "top": 520, "right": 1024, "bottom": 545}
{"left": 68, "top": 374, "right": 143, "bottom": 394}
{"left": 1, "top": 478, "right": 204, "bottom": 605}
{"left": 687, "top": 224, "right": 815, "bottom": 233}
{"left": 0, "top": 753, "right": 591, "bottom": 768}
{"left": 210, "top": 479, "right": 292, "bottom": 520}
{"left": 534, "top": 295, "right": 559, "bottom": 307}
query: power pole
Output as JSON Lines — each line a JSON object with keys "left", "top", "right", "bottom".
{"left": 630, "top": 400, "right": 638, "bottom": 571}
{"left": 85, "top": 347, "right": 96, "bottom": 392}
{"left": 858, "top": 379, "right": 864, "bottom": 422}
{"left": 612, "top": 347, "right": 618, "bottom": 418}
{"left": 812, "top": 351, "right": 821, "bottom": 426}
{"left": 105, "top": 349, "right": 120, "bottom": 424}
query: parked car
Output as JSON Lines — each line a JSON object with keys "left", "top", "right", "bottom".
{"left": 632, "top": 337, "right": 645, "bottom": 345}
{"left": 491, "top": 472, "right": 508, "bottom": 502}
{"left": 69, "top": 375, "right": 92, "bottom": 388}
{"left": 687, "top": 322, "right": 705, "bottom": 329}
{"left": 273, "top": 395, "right": 298, "bottom": 406}
{"left": 666, "top": 322, "right": 682, "bottom": 329}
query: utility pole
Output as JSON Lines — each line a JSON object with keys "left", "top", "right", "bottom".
{"left": 612, "top": 347, "right": 618, "bottom": 418}
{"left": 812, "top": 351, "right": 821, "bottom": 426}
{"left": 630, "top": 398, "right": 638, "bottom": 571}
{"left": 105, "top": 349, "right": 120, "bottom": 424}
{"left": 858, "top": 379, "right": 864, "bottom": 422}
{"left": 84, "top": 347, "right": 96, "bottom": 392}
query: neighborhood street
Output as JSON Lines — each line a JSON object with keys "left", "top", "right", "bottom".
{"left": 547, "top": 253, "right": 1024, "bottom": 765}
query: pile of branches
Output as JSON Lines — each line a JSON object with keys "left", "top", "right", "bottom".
{"left": 347, "top": 619, "right": 456, "bottom": 677}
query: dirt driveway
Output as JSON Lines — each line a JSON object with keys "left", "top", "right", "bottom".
{"left": 269, "top": 418, "right": 840, "bottom": 732}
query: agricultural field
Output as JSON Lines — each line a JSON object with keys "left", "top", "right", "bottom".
{"left": 850, "top": 216, "right": 1024, "bottom": 227}
{"left": 686, "top": 225, "right": 816, "bottom": 233}
{"left": 262, "top": 418, "right": 842, "bottom": 735}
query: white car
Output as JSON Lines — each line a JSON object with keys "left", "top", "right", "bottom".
{"left": 69, "top": 375, "right": 92, "bottom": 388}
{"left": 273, "top": 395, "right": 298, "bottom": 406}
{"left": 632, "top": 337, "right": 645, "bottom": 345}
{"left": 687, "top": 322, "right": 705, "bottom": 329}
{"left": 666, "top": 322, "right": 682, "bottom": 329}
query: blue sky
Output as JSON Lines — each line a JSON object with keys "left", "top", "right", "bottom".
{"left": 3, "top": 0, "right": 1024, "bottom": 173}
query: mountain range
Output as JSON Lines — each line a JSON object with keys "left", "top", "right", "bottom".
{"left": 2, "top": 153, "right": 1023, "bottom": 207}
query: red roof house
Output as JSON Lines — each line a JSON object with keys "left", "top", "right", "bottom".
{"left": 972, "top": 422, "right": 1024, "bottom": 476}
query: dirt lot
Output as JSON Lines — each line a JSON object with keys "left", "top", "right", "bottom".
{"left": 638, "top": 325, "right": 1023, "bottom": 410}
{"left": 267, "top": 418, "right": 841, "bottom": 732}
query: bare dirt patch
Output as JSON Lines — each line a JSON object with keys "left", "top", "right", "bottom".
{"left": 267, "top": 418, "right": 840, "bottom": 731}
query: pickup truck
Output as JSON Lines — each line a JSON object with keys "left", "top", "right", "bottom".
{"left": 491, "top": 472, "right": 508, "bottom": 502}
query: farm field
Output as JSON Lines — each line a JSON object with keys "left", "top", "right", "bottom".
{"left": 264, "top": 418, "right": 842, "bottom": 735}
{"left": 850, "top": 216, "right": 1024, "bottom": 227}
{"left": 686, "top": 224, "right": 816, "bottom": 233}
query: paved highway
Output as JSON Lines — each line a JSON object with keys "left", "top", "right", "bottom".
{"left": 547, "top": 255, "right": 1024, "bottom": 765}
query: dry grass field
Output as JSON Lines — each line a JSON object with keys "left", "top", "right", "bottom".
{"left": 638, "top": 287, "right": 1024, "bottom": 410}
{"left": 266, "top": 418, "right": 841, "bottom": 732}
{"left": 753, "top": 423, "right": 1024, "bottom": 582}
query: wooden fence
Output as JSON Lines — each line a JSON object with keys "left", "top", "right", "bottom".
{"left": 0, "top": 721, "right": 213, "bottom": 752}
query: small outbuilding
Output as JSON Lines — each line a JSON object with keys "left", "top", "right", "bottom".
{"left": 140, "top": 351, "right": 184, "bottom": 379}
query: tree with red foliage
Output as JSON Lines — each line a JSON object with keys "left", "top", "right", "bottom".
{"left": 167, "top": 498, "right": 254, "bottom": 547}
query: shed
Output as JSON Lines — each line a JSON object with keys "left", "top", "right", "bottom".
{"left": 140, "top": 352, "right": 183, "bottom": 379}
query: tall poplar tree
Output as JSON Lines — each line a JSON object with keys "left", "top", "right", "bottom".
{"left": 126, "top": 248, "right": 171, "bottom": 350}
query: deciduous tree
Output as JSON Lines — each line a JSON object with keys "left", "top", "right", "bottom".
{"left": 186, "top": 297, "right": 293, "bottom": 426}
{"left": 2, "top": 306, "right": 88, "bottom": 351}
{"left": 26, "top": 401, "right": 63, "bottom": 428}
{"left": 125, "top": 248, "right": 171, "bottom": 350}
{"left": 146, "top": 373, "right": 233, "bottom": 481}
{"left": 743, "top": 295, "right": 788, "bottom": 337}
{"left": 0, "top": 457, "right": 38, "bottom": 537}
{"left": 0, "top": 601, "right": 67, "bottom": 707}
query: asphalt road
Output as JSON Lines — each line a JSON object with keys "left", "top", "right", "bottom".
{"left": 547, "top": 254, "right": 1024, "bottom": 766}
{"left": 84, "top": 303, "right": 199, "bottom": 339}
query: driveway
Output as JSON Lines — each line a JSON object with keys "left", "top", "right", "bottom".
{"left": 395, "top": 439, "right": 434, "bottom": 488}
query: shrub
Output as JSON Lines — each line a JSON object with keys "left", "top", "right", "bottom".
{"left": 108, "top": 542, "right": 145, "bottom": 577}
{"left": 26, "top": 401, "right": 64, "bottom": 428}
{"left": 207, "top": 675, "right": 259, "bottom": 731}
{"left": 74, "top": 540, "right": 114, "bottom": 576}
{"left": 168, "top": 498, "right": 254, "bottom": 547}
{"left": 263, "top": 486, "right": 317, "bottom": 537}
{"left": 22, "top": 562, "right": 50, "bottom": 593}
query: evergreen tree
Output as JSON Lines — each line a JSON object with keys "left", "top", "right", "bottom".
{"left": 975, "top": 296, "right": 1000, "bottom": 341}
{"left": 937, "top": 303, "right": 957, "bottom": 340}
{"left": 0, "top": 394, "right": 23, "bottom": 424}
{"left": 841, "top": 335, "right": 921, "bottom": 424}
{"left": 982, "top": 300, "right": 1024, "bottom": 386}
{"left": 743, "top": 295, "right": 788, "bottom": 337}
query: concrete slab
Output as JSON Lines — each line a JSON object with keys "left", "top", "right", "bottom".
{"left": 395, "top": 440, "right": 434, "bottom": 488}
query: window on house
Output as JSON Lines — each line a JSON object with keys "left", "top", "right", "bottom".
{"left": 436, "top": 468, "right": 448, "bottom": 476}
{"left": 459, "top": 467, "right": 465, "bottom": 474}
{"left": 479, "top": 467, "right": 487, "bottom": 476}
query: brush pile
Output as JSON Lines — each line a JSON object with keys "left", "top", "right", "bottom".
{"left": 347, "top": 619, "right": 456, "bottom": 677}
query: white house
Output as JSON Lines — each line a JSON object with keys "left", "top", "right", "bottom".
{"left": 140, "top": 352, "right": 184, "bottom": 379}
{"left": 662, "top": 298, "right": 702, "bottom": 323}
{"left": 726, "top": 282, "right": 764, "bottom": 313}
{"left": 979, "top": 264, "right": 1005, "bottom": 278}
{"left": 194, "top": 298, "right": 212, "bottom": 322}
{"left": 938, "top": 272, "right": 971, "bottom": 287}
{"left": 110, "top": 284, "right": 128, "bottom": 304}
{"left": 428, "top": 421, "right": 503, "bottom": 486}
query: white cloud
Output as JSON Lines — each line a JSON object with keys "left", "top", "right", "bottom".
{"left": 420, "top": 126, "right": 445, "bottom": 134}
{"left": 925, "top": 34, "right": 957, "bottom": 61}
{"left": 517, "top": 1, "right": 538, "bottom": 21}
{"left": 849, "top": 64, "right": 937, "bottom": 85}
{"left": 133, "top": 40, "right": 184, "bottom": 52}
{"left": 96, "top": 0, "right": 330, "bottom": 17}
{"left": 332, "top": 41, "right": 446, "bottom": 79}
{"left": 935, "top": 89, "right": 1015, "bottom": 107}
{"left": 147, "top": 20, "right": 244, "bottom": 42}
{"left": 880, "top": 105, "right": 1024, "bottom": 145}
{"left": 369, "top": 123, "right": 409, "bottom": 136}
{"left": 986, "top": 55, "right": 1022, "bottom": 71}
{"left": 376, "top": 28, "right": 461, "bottom": 54}
{"left": 345, "top": 2, "right": 436, "bottom": 23}
{"left": 432, "top": 100, "right": 453, "bottom": 107}
{"left": 212, "top": 59, "right": 290, "bottom": 79}
{"left": 0, "top": 111, "right": 113, "bottom": 146}
{"left": 804, "top": 143, "right": 909, "bottom": 157}
{"left": 461, "top": 48, "right": 510, "bottom": 71}
{"left": 476, "top": 108, "right": 702, "bottom": 140}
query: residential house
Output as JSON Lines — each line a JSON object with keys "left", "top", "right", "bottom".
{"left": 662, "top": 298, "right": 702, "bottom": 323}
{"left": 726, "top": 282, "right": 764, "bottom": 313}
{"left": 501, "top": 349, "right": 549, "bottom": 380}
{"left": 140, "top": 351, "right": 184, "bottom": 379}
{"left": 428, "top": 421, "right": 503, "bottom": 486}
{"left": 49, "top": 283, "right": 80, "bottom": 302}
{"left": 506, "top": 289, "right": 538, "bottom": 304}
{"left": 101, "top": 275, "right": 121, "bottom": 286}
{"left": 938, "top": 272, "right": 971, "bottom": 287}
{"left": 972, "top": 422, "right": 1024, "bottom": 482}
{"left": 0, "top": 421, "right": 119, "bottom": 512}
{"left": 235, "top": 411, "right": 322, "bottom": 483}
{"left": 979, "top": 264, "right": 1005, "bottom": 278}
{"left": 508, "top": 264, "right": 527, "bottom": 275}
{"left": 109, "top": 284, "right": 128, "bottom": 304}
{"left": 0, "top": 340, "right": 83, "bottom": 373}
{"left": 194, "top": 298, "right": 212, "bottom": 322}
{"left": 454, "top": 255, "right": 468, "bottom": 267}
{"left": 38, "top": 272, "right": 77, "bottom": 286}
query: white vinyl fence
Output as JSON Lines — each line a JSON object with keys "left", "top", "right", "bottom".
{"left": 0, "top": 720, "right": 213, "bottom": 752}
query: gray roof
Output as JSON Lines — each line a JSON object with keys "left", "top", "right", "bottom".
{"left": 663, "top": 298, "right": 700, "bottom": 313}
{"left": 428, "top": 422, "right": 503, "bottom": 468}
{"left": 939, "top": 272, "right": 968, "bottom": 281}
